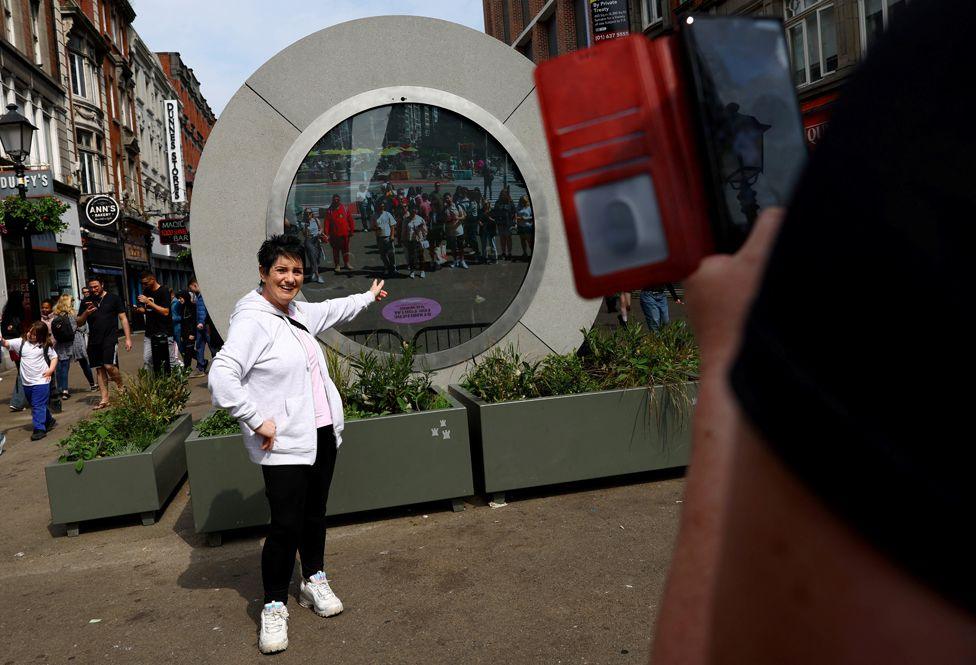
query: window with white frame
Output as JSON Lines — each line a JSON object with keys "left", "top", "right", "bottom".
{"left": 29, "top": 1, "right": 43, "bottom": 64}
{"left": 641, "top": 0, "right": 664, "bottom": 28}
{"left": 785, "top": 1, "right": 837, "bottom": 87}
{"left": 77, "top": 130, "right": 104, "bottom": 194}
{"left": 3, "top": 0, "right": 15, "bottom": 47}
{"left": 69, "top": 49, "right": 100, "bottom": 105}
{"left": 861, "top": 0, "right": 909, "bottom": 52}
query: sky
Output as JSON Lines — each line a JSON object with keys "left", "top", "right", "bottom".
{"left": 132, "top": 1, "right": 485, "bottom": 117}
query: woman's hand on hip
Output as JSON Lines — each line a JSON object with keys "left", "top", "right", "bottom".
{"left": 255, "top": 420, "right": 276, "bottom": 451}
{"left": 370, "top": 280, "right": 389, "bottom": 301}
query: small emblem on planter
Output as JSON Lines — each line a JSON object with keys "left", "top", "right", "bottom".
{"left": 441, "top": 430, "right": 451, "bottom": 440}
{"left": 381, "top": 298, "right": 442, "bottom": 324}
{"left": 431, "top": 427, "right": 440, "bottom": 437}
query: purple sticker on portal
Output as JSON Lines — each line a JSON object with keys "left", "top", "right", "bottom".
{"left": 381, "top": 298, "right": 442, "bottom": 325}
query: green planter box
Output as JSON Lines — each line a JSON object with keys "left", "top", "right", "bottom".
{"left": 449, "top": 384, "right": 696, "bottom": 501}
{"left": 186, "top": 390, "right": 474, "bottom": 544}
{"left": 45, "top": 414, "right": 193, "bottom": 536}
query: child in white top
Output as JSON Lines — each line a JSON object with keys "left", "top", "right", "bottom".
{"left": 1, "top": 321, "right": 57, "bottom": 440}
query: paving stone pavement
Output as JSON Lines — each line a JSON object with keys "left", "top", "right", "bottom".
{"left": 0, "top": 333, "right": 688, "bottom": 664}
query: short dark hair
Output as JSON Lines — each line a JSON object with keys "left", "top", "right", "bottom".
{"left": 140, "top": 271, "right": 155, "bottom": 281}
{"left": 258, "top": 234, "right": 306, "bottom": 273}
{"left": 188, "top": 276, "right": 198, "bottom": 286}
{"left": 87, "top": 276, "right": 104, "bottom": 285}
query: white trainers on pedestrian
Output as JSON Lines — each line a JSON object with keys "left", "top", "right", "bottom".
{"left": 298, "top": 572, "right": 344, "bottom": 617}
{"left": 460, "top": 260, "right": 470, "bottom": 269}
{"left": 419, "top": 271, "right": 426, "bottom": 279}
{"left": 409, "top": 271, "right": 416, "bottom": 279}
{"left": 259, "top": 601, "right": 289, "bottom": 654}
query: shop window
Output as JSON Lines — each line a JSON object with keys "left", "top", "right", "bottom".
{"left": 642, "top": 0, "right": 664, "bottom": 28}
{"left": 786, "top": 1, "right": 837, "bottom": 87}
{"left": 861, "top": 0, "right": 909, "bottom": 52}
{"left": 283, "top": 103, "right": 535, "bottom": 356}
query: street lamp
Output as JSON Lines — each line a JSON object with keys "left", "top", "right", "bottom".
{"left": 0, "top": 103, "right": 40, "bottom": 320}
{"left": 722, "top": 102, "right": 771, "bottom": 226}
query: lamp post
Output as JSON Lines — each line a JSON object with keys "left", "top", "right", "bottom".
{"left": 722, "top": 102, "right": 771, "bottom": 226}
{"left": 0, "top": 103, "right": 40, "bottom": 321}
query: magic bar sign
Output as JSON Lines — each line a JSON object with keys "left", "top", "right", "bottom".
{"left": 164, "top": 100, "right": 187, "bottom": 204}
{"left": 159, "top": 217, "right": 190, "bottom": 244}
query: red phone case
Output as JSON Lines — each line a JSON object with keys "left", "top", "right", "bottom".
{"left": 535, "top": 35, "right": 713, "bottom": 298}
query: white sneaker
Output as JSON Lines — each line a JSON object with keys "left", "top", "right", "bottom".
{"left": 259, "top": 602, "right": 289, "bottom": 654}
{"left": 419, "top": 271, "right": 426, "bottom": 279}
{"left": 409, "top": 271, "right": 416, "bottom": 279}
{"left": 460, "top": 261, "right": 469, "bottom": 269}
{"left": 298, "top": 572, "right": 344, "bottom": 617}
{"left": 317, "top": 275, "right": 325, "bottom": 283}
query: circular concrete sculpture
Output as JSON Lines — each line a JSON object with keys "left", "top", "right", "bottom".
{"left": 192, "top": 16, "right": 599, "bottom": 384}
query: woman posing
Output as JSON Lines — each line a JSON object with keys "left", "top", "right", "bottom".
{"left": 208, "top": 234, "right": 387, "bottom": 655}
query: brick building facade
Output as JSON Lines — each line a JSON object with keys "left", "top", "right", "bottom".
{"left": 156, "top": 52, "right": 214, "bottom": 201}
{"left": 484, "top": 0, "right": 908, "bottom": 146}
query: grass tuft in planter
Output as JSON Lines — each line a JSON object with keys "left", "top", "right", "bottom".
{"left": 57, "top": 369, "right": 190, "bottom": 471}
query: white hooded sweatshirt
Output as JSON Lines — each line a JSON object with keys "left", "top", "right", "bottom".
{"left": 208, "top": 288, "right": 375, "bottom": 465}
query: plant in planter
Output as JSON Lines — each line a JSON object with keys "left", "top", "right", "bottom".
{"left": 453, "top": 321, "right": 701, "bottom": 500}
{"left": 46, "top": 369, "right": 193, "bottom": 535}
{"left": 56, "top": 368, "right": 190, "bottom": 471}
{"left": 0, "top": 195, "right": 70, "bottom": 236}
{"left": 186, "top": 346, "right": 472, "bottom": 542}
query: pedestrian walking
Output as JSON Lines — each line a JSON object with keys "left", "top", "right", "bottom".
{"left": 478, "top": 199, "right": 499, "bottom": 264}
{"left": 136, "top": 271, "right": 183, "bottom": 371}
{"left": 405, "top": 203, "right": 428, "bottom": 279}
{"left": 356, "top": 184, "right": 374, "bottom": 232}
{"left": 639, "top": 284, "right": 682, "bottom": 332}
{"left": 2, "top": 291, "right": 27, "bottom": 412}
{"left": 494, "top": 188, "right": 516, "bottom": 260}
{"left": 51, "top": 294, "right": 95, "bottom": 399}
{"left": 372, "top": 200, "right": 398, "bottom": 277}
{"left": 208, "top": 233, "right": 388, "bottom": 655}
{"left": 323, "top": 195, "right": 355, "bottom": 273}
{"left": 443, "top": 193, "right": 468, "bottom": 269}
{"left": 188, "top": 278, "right": 220, "bottom": 376}
{"left": 516, "top": 195, "right": 534, "bottom": 260}
{"left": 76, "top": 277, "right": 132, "bottom": 410}
{"left": 1, "top": 322, "right": 57, "bottom": 440}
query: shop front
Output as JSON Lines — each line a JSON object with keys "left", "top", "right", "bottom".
{"left": 801, "top": 91, "right": 839, "bottom": 149}
{"left": 81, "top": 230, "right": 127, "bottom": 306}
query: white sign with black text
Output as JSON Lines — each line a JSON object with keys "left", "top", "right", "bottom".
{"left": 164, "top": 99, "right": 187, "bottom": 204}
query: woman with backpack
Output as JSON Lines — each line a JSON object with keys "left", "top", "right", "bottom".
{"left": 52, "top": 294, "right": 95, "bottom": 400}
{"left": 1, "top": 321, "right": 57, "bottom": 440}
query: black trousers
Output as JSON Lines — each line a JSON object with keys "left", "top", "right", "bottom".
{"left": 261, "top": 426, "right": 338, "bottom": 604}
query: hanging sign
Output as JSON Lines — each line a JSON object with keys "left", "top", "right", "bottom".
{"left": 164, "top": 99, "right": 187, "bottom": 203}
{"left": 159, "top": 217, "right": 190, "bottom": 244}
{"left": 84, "top": 195, "right": 120, "bottom": 227}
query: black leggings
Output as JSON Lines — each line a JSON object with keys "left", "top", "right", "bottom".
{"left": 261, "top": 426, "right": 338, "bottom": 604}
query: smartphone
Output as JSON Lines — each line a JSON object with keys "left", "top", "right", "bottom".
{"left": 535, "top": 17, "right": 808, "bottom": 298}
{"left": 682, "top": 16, "right": 807, "bottom": 253}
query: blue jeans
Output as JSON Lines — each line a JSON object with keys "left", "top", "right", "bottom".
{"left": 55, "top": 357, "right": 71, "bottom": 394}
{"left": 23, "top": 383, "right": 55, "bottom": 432}
{"left": 639, "top": 290, "right": 670, "bottom": 332}
{"left": 195, "top": 328, "right": 220, "bottom": 370}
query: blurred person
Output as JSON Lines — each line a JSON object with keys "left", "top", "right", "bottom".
{"left": 2, "top": 291, "right": 27, "bottom": 412}
{"left": 323, "top": 195, "right": 356, "bottom": 273}
{"left": 460, "top": 188, "right": 481, "bottom": 261}
{"left": 208, "top": 234, "right": 388, "bottom": 655}
{"left": 639, "top": 284, "right": 682, "bottom": 333}
{"left": 516, "top": 195, "right": 534, "bottom": 259}
{"left": 372, "top": 200, "right": 398, "bottom": 277}
{"left": 443, "top": 193, "right": 468, "bottom": 269}
{"left": 189, "top": 278, "right": 221, "bottom": 376}
{"left": 1, "top": 322, "right": 57, "bottom": 440}
{"left": 617, "top": 291, "right": 632, "bottom": 326}
{"left": 356, "top": 184, "right": 373, "bottom": 232}
{"left": 652, "top": 3, "right": 976, "bottom": 662}
{"left": 405, "top": 203, "right": 428, "bottom": 279}
{"left": 478, "top": 199, "right": 499, "bottom": 264}
{"left": 39, "top": 298, "right": 55, "bottom": 331}
{"left": 51, "top": 295, "right": 95, "bottom": 399}
{"left": 175, "top": 291, "right": 197, "bottom": 368}
{"left": 136, "top": 271, "right": 182, "bottom": 371}
{"left": 494, "top": 188, "right": 516, "bottom": 260}
{"left": 76, "top": 276, "right": 132, "bottom": 410}
{"left": 298, "top": 209, "right": 325, "bottom": 284}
